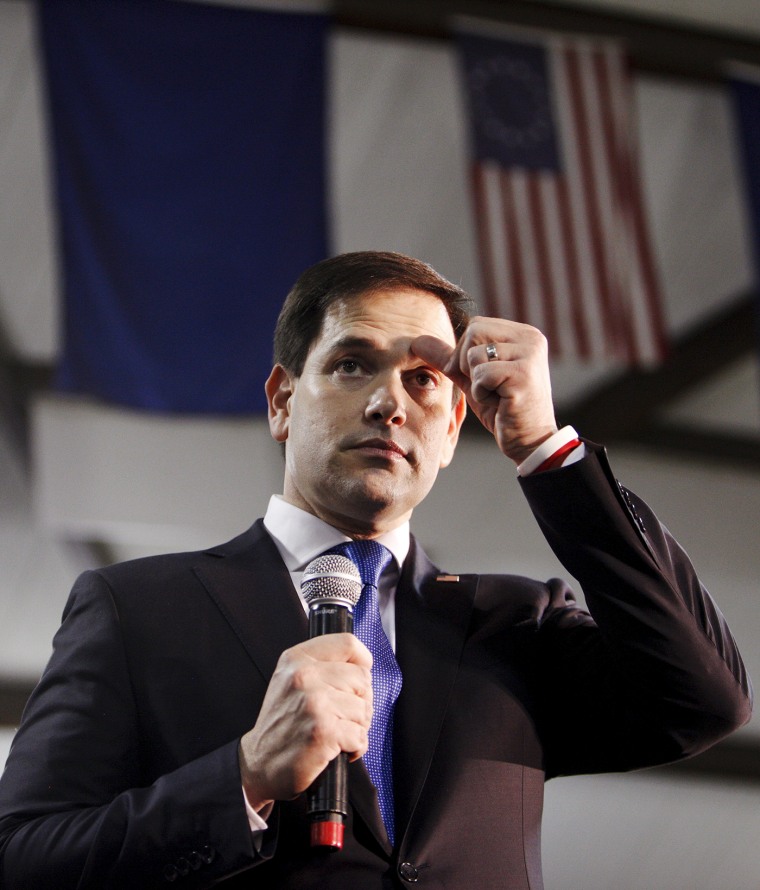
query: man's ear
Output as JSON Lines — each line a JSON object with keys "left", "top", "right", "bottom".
{"left": 439, "top": 389, "right": 467, "bottom": 469}
{"left": 265, "top": 364, "right": 295, "bottom": 443}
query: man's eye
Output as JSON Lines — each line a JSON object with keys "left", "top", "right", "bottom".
{"left": 413, "top": 371, "right": 437, "bottom": 388}
{"left": 336, "top": 359, "right": 361, "bottom": 374}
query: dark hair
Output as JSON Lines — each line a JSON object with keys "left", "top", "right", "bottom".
{"left": 273, "top": 251, "right": 474, "bottom": 375}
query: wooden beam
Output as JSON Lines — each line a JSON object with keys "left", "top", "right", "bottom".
{"left": 559, "top": 290, "right": 758, "bottom": 442}
{"left": 333, "top": 0, "right": 760, "bottom": 81}
{"left": 463, "top": 290, "right": 760, "bottom": 472}
{"left": 625, "top": 422, "right": 760, "bottom": 472}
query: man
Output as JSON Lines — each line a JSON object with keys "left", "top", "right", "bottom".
{"left": 0, "top": 251, "right": 752, "bottom": 888}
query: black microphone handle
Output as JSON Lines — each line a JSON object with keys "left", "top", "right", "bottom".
{"left": 306, "top": 600, "right": 354, "bottom": 849}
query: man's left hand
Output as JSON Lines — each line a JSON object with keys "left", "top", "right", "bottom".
{"left": 413, "top": 317, "right": 558, "bottom": 465}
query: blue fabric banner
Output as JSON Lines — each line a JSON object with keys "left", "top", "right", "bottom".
{"left": 38, "top": 0, "right": 328, "bottom": 413}
{"left": 729, "top": 74, "right": 760, "bottom": 368}
{"left": 730, "top": 76, "right": 760, "bottom": 281}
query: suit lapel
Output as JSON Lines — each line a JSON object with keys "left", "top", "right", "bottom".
{"left": 192, "top": 520, "right": 308, "bottom": 683}
{"left": 193, "top": 520, "right": 389, "bottom": 852}
{"left": 393, "top": 539, "right": 477, "bottom": 841}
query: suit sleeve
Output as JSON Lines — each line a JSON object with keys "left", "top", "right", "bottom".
{"left": 0, "top": 570, "right": 272, "bottom": 888}
{"left": 518, "top": 441, "right": 753, "bottom": 777}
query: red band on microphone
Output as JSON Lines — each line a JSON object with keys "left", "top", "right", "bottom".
{"left": 311, "top": 819, "right": 345, "bottom": 849}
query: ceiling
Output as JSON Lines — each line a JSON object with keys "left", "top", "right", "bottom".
{"left": 532, "top": 0, "right": 760, "bottom": 40}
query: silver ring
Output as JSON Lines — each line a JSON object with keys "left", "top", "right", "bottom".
{"left": 485, "top": 343, "right": 498, "bottom": 361}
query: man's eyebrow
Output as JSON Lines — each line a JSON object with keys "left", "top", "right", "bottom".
{"left": 326, "top": 334, "right": 436, "bottom": 364}
{"left": 328, "top": 335, "right": 382, "bottom": 352}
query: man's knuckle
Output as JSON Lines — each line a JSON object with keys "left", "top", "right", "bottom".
{"left": 289, "top": 663, "right": 317, "bottom": 692}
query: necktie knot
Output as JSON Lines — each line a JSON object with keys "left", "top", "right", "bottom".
{"left": 328, "top": 540, "right": 392, "bottom": 590}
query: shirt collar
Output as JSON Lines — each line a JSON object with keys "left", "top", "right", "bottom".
{"left": 262, "top": 494, "right": 410, "bottom": 573}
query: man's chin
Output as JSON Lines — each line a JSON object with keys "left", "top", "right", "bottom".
{"left": 337, "top": 474, "right": 413, "bottom": 520}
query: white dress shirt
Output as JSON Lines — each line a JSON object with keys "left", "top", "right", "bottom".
{"left": 262, "top": 494, "right": 410, "bottom": 650}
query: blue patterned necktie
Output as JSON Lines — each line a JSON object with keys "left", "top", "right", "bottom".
{"left": 326, "top": 540, "right": 402, "bottom": 846}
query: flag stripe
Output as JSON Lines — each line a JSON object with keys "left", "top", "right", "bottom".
{"left": 610, "top": 51, "right": 669, "bottom": 361}
{"left": 563, "top": 44, "right": 621, "bottom": 355}
{"left": 527, "top": 174, "right": 560, "bottom": 348}
{"left": 550, "top": 41, "right": 608, "bottom": 360}
{"left": 516, "top": 171, "right": 547, "bottom": 335}
{"left": 555, "top": 176, "right": 591, "bottom": 357}
{"left": 502, "top": 173, "right": 530, "bottom": 324}
{"left": 470, "top": 162, "right": 499, "bottom": 316}
{"left": 591, "top": 46, "right": 636, "bottom": 361}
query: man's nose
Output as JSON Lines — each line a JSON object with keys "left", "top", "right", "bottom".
{"left": 365, "top": 379, "right": 407, "bottom": 426}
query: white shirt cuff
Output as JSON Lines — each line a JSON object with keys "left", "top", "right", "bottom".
{"left": 243, "top": 787, "right": 272, "bottom": 833}
{"left": 516, "top": 426, "right": 584, "bottom": 476}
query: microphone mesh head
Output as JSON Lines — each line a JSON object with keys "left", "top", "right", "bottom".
{"left": 301, "top": 554, "right": 362, "bottom": 607}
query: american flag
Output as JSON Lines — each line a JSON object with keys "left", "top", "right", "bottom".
{"left": 457, "top": 29, "right": 668, "bottom": 364}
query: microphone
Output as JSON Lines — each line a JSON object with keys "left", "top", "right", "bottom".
{"left": 301, "top": 554, "right": 362, "bottom": 850}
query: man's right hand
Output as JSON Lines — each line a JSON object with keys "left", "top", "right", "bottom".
{"left": 238, "top": 634, "right": 373, "bottom": 812}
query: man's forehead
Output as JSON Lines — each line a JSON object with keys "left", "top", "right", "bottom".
{"left": 317, "top": 287, "right": 456, "bottom": 346}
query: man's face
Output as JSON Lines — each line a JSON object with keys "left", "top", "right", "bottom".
{"left": 266, "top": 288, "right": 466, "bottom": 537}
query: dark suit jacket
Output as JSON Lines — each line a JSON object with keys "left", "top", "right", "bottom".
{"left": 0, "top": 446, "right": 752, "bottom": 888}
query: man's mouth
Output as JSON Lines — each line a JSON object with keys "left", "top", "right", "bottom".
{"left": 349, "top": 438, "right": 408, "bottom": 461}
